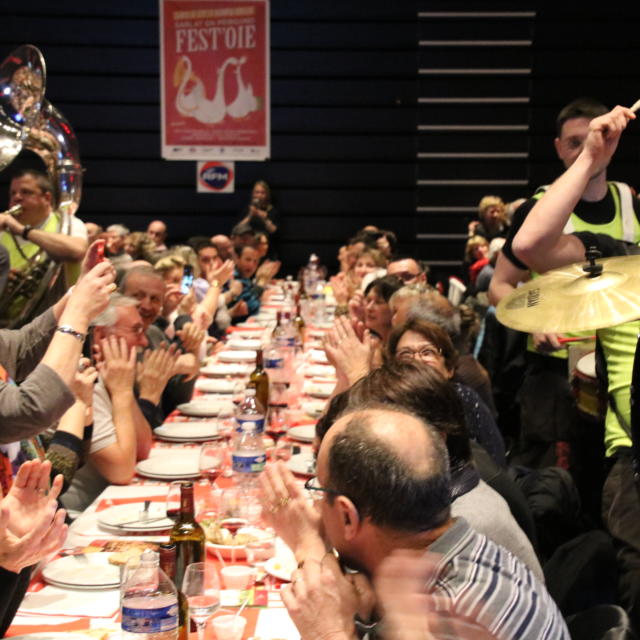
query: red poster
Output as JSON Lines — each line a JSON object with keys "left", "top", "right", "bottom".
{"left": 160, "top": 0, "right": 270, "bottom": 160}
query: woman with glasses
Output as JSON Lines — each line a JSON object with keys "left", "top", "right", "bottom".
{"left": 386, "top": 318, "right": 505, "bottom": 467}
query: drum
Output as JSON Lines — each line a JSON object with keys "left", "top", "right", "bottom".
{"left": 571, "top": 351, "right": 606, "bottom": 421}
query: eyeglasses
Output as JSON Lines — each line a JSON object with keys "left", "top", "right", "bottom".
{"left": 396, "top": 345, "right": 442, "bottom": 361}
{"left": 393, "top": 271, "right": 421, "bottom": 283}
{"left": 304, "top": 476, "right": 341, "bottom": 501}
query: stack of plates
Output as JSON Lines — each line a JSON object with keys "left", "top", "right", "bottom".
{"left": 301, "top": 400, "right": 326, "bottom": 418}
{"left": 308, "top": 349, "right": 329, "bottom": 364}
{"left": 42, "top": 554, "right": 120, "bottom": 590}
{"left": 303, "top": 380, "right": 334, "bottom": 398}
{"left": 177, "top": 400, "right": 227, "bottom": 417}
{"left": 98, "top": 503, "right": 174, "bottom": 533}
{"left": 229, "top": 327, "right": 264, "bottom": 338}
{"left": 288, "top": 424, "right": 316, "bottom": 443}
{"left": 136, "top": 453, "right": 200, "bottom": 480}
{"left": 227, "top": 338, "right": 262, "bottom": 351}
{"left": 304, "top": 364, "right": 336, "bottom": 378}
{"left": 154, "top": 421, "right": 220, "bottom": 442}
{"left": 200, "top": 362, "right": 253, "bottom": 377}
{"left": 195, "top": 378, "right": 236, "bottom": 394}
{"left": 217, "top": 350, "right": 257, "bottom": 363}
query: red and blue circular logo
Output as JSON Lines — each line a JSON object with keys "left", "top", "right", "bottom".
{"left": 198, "top": 162, "right": 234, "bottom": 191}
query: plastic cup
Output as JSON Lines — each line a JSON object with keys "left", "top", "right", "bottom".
{"left": 220, "top": 565, "right": 256, "bottom": 590}
{"left": 212, "top": 614, "right": 247, "bottom": 640}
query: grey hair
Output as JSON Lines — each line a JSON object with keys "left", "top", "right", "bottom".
{"left": 107, "top": 224, "right": 130, "bottom": 237}
{"left": 119, "top": 266, "right": 164, "bottom": 294}
{"left": 91, "top": 293, "right": 139, "bottom": 327}
{"left": 389, "top": 285, "right": 461, "bottom": 339}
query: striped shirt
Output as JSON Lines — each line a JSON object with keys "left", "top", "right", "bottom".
{"left": 427, "top": 518, "right": 569, "bottom": 639}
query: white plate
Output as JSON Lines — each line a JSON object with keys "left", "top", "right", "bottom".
{"left": 217, "top": 350, "right": 257, "bottom": 363}
{"left": 301, "top": 400, "right": 326, "bottom": 418}
{"left": 177, "top": 400, "right": 225, "bottom": 417}
{"left": 195, "top": 378, "right": 236, "bottom": 394}
{"left": 308, "top": 349, "right": 329, "bottom": 364}
{"left": 287, "top": 452, "right": 316, "bottom": 477}
{"left": 10, "top": 634, "right": 98, "bottom": 640}
{"left": 155, "top": 421, "right": 220, "bottom": 442}
{"left": 227, "top": 338, "right": 262, "bottom": 351}
{"left": 303, "top": 381, "right": 334, "bottom": 399}
{"left": 98, "top": 503, "right": 174, "bottom": 532}
{"left": 304, "top": 364, "right": 336, "bottom": 378}
{"left": 287, "top": 424, "right": 316, "bottom": 443}
{"left": 136, "top": 453, "right": 200, "bottom": 479}
{"left": 264, "top": 554, "right": 297, "bottom": 582}
{"left": 205, "top": 526, "right": 271, "bottom": 560}
{"left": 42, "top": 553, "right": 120, "bottom": 589}
{"left": 229, "top": 328, "right": 265, "bottom": 338}
{"left": 200, "top": 362, "right": 253, "bottom": 377}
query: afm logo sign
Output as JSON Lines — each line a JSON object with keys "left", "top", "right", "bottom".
{"left": 197, "top": 161, "right": 235, "bottom": 193}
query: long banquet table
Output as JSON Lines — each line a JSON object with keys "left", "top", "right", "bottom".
{"left": 7, "top": 287, "right": 336, "bottom": 640}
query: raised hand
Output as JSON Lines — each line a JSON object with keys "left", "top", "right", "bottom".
{"left": 176, "top": 322, "right": 205, "bottom": 355}
{"left": 136, "top": 342, "right": 180, "bottom": 404}
{"left": 98, "top": 336, "right": 137, "bottom": 395}
{"left": 1, "top": 460, "right": 64, "bottom": 538}
{"left": 259, "top": 462, "right": 325, "bottom": 563}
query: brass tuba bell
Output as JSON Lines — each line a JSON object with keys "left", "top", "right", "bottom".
{"left": 0, "top": 44, "right": 84, "bottom": 328}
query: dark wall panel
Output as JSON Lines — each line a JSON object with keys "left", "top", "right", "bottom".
{"left": 2, "top": 1, "right": 419, "bottom": 276}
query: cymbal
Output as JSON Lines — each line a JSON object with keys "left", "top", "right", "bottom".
{"left": 496, "top": 255, "right": 640, "bottom": 333}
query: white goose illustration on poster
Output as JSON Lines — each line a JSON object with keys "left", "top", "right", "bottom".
{"left": 174, "top": 55, "right": 259, "bottom": 124}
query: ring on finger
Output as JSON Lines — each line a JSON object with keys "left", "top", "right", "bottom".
{"left": 279, "top": 496, "right": 290, "bottom": 507}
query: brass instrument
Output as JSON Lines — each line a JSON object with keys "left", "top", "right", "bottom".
{"left": 0, "top": 44, "right": 84, "bottom": 328}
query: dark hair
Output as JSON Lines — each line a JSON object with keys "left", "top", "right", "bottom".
{"left": 556, "top": 97, "right": 608, "bottom": 137}
{"left": 326, "top": 408, "right": 451, "bottom": 533}
{"left": 236, "top": 243, "right": 258, "bottom": 258}
{"left": 386, "top": 318, "right": 459, "bottom": 373}
{"left": 316, "top": 389, "right": 351, "bottom": 443}
{"left": 364, "top": 274, "right": 403, "bottom": 302}
{"left": 12, "top": 169, "right": 53, "bottom": 196}
{"left": 345, "top": 361, "right": 470, "bottom": 466}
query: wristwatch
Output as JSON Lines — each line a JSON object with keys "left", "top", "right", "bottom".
{"left": 22, "top": 224, "right": 33, "bottom": 240}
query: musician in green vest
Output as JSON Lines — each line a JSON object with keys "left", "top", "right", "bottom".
{"left": 489, "top": 98, "right": 640, "bottom": 471}
{"left": 0, "top": 170, "right": 88, "bottom": 325}
{"left": 510, "top": 103, "right": 640, "bottom": 632}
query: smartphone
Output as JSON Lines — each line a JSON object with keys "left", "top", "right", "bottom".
{"left": 180, "top": 265, "right": 194, "bottom": 294}
{"left": 86, "top": 239, "right": 106, "bottom": 270}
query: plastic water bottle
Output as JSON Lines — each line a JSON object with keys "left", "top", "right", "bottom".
{"left": 235, "top": 387, "right": 265, "bottom": 434}
{"left": 303, "top": 253, "right": 319, "bottom": 295}
{"left": 264, "top": 338, "right": 286, "bottom": 386}
{"left": 232, "top": 422, "right": 266, "bottom": 488}
{"left": 121, "top": 549, "right": 179, "bottom": 640}
{"left": 310, "top": 281, "right": 326, "bottom": 325}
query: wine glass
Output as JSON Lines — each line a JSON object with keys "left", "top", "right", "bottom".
{"left": 165, "top": 480, "right": 184, "bottom": 523}
{"left": 199, "top": 441, "right": 227, "bottom": 486}
{"left": 266, "top": 405, "right": 292, "bottom": 461}
{"left": 182, "top": 562, "right": 220, "bottom": 640}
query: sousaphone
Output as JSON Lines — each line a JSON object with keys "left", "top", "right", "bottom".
{"left": 0, "top": 44, "right": 84, "bottom": 328}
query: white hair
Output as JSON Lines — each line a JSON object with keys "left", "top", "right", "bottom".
{"left": 91, "top": 293, "right": 139, "bottom": 327}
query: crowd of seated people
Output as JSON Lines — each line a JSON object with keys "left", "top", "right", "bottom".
{"left": 4, "top": 100, "right": 640, "bottom": 640}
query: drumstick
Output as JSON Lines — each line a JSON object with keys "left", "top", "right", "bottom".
{"left": 630, "top": 99, "right": 640, "bottom": 113}
{"left": 557, "top": 335, "right": 596, "bottom": 345}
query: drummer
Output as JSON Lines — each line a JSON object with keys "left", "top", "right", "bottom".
{"left": 508, "top": 104, "right": 640, "bottom": 629}
{"left": 489, "top": 98, "right": 640, "bottom": 472}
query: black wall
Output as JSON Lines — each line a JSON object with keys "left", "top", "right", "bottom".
{"left": 3, "top": 3, "right": 640, "bottom": 281}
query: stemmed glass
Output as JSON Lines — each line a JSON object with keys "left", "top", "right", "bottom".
{"left": 198, "top": 440, "right": 227, "bottom": 486}
{"left": 182, "top": 562, "right": 220, "bottom": 640}
{"left": 265, "top": 405, "right": 292, "bottom": 461}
